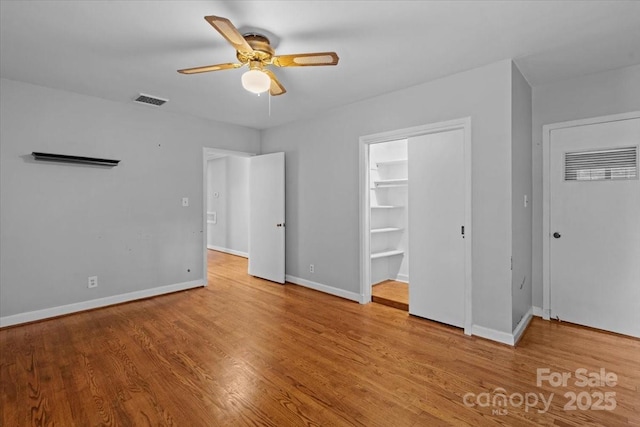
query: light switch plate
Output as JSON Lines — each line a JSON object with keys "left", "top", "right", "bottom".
{"left": 182, "top": 197, "right": 189, "bottom": 207}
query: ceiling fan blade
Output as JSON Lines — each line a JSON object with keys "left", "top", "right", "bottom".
{"left": 271, "top": 52, "right": 339, "bottom": 67}
{"left": 263, "top": 69, "right": 286, "bottom": 96}
{"left": 178, "top": 62, "right": 243, "bottom": 74}
{"left": 204, "top": 15, "right": 254, "bottom": 55}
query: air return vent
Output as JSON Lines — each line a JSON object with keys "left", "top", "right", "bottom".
{"left": 134, "top": 93, "right": 168, "bottom": 106}
{"left": 565, "top": 146, "right": 638, "bottom": 181}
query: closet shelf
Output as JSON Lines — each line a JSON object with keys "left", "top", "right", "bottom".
{"left": 371, "top": 249, "right": 404, "bottom": 259}
{"left": 376, "top": 159, "right": 407, "bottom": 167}
{"left": 371, "top": 205, "right": 404, "bottom": 209}
{"left": 374, "top": 178, "right": 408, "bottom": 188}
{"left": 371, "top": 227, "right": 403, "bottom": 234}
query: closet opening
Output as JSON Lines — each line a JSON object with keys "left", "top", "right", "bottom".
{"left": 359, "top": 118, "right": 473, "bottom": 335}
{"left": 369, "top": 139, "right": 409, "bottom": 311}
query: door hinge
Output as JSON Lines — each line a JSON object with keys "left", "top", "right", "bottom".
{"left": 510, "top": 256, "right": 513, "bottom": 271}
{"left": 461, "top": 225, "right": 465, "bottom": 238}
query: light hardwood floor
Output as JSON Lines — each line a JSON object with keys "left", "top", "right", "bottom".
{"left": 1, "top": 250, "right": 639, "bottom": 426}
{"left": 372, "top": 280, "right": 409, "bottom": 311}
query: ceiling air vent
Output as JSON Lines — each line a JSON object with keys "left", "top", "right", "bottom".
{"left": 134, "top": 93, "right": 168, "bottom": 107}
{"left": 565, "top": 146, "right": 638, "bottom": 181}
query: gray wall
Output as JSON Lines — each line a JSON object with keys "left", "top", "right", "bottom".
{"left": 531, "top": 64, "right": 640, "bottom": 309}
{"left": 207, "top": 156, "right": 249, "bottom": 254}
{"left": 9, "top": 61, "right": 632, "bottom": 332}
{"left": 511, "top": 63, "right": 533, "bottom": 330}
{"left": 261, "top": 60, "right": 515, "bottom": 333}
{"left": 0, "top": 78, "right": 259, "bottom": 317}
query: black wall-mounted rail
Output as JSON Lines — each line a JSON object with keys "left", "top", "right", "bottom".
{"left": 31, "top": 152, "right": 120, "bottom": 167}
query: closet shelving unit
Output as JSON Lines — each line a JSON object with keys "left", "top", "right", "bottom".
{"left": 371, "top": 249, "right": 405, "bottom": 259}
{"left": 373, "top": 178, "right": 408, "bottom": 188}
{"left": 370, "top": 158, "right": 408, "bottom": 263}
{"left": 370, "top": 227, "right": 403, "bottom": 234}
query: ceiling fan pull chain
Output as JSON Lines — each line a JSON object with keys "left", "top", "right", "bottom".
{"left": 269, "top": 91, "right": 271, "bottom": 117}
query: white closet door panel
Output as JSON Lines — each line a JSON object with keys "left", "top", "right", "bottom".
{"left": 408, "top": 130, "right": 465, "bottom": 328}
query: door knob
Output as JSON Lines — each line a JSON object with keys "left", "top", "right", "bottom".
{"left": 553, "top": 232, "right": 561, "bottom": 239}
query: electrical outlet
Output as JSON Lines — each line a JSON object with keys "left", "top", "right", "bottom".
{"left": 182, "top": 197, "right": 189, "bottom": 207}
{"left": 309, "top": 264, "right": 314, "bottom": 273}
{"left": 88, "top": 276, "right": 98, "bottom": 288}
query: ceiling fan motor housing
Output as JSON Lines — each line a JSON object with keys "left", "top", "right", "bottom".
{"left": 237, "top": 34, "right": 274, "bottom": 64}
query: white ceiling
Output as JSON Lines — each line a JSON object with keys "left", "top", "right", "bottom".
{"left": 2, "top": 1, "right": 639, "bottom": 130}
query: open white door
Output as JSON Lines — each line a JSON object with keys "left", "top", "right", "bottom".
{"left": 249, "top": 152, "right": 285, "bottom": 283}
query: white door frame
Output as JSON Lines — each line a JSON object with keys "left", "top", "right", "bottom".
{"left": 202, "top": 147, "right": 256, "bottom": 284}
{"left": 541, "top": 111, "right": 640, "bottom": 320}
{"left": 359, "top": 117, "right": 473, "bottom": 335}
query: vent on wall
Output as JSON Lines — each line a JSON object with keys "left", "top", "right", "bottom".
{"left": 565, "top": 146, "right": 638, "bottom": 181}
{"left": 134, "top": 93, "right": 168, "bottom": 107}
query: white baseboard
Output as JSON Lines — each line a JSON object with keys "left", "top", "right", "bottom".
{"left": 207, "top": 245, "right": 248, "bottom": 258}
{"left": 513, "top": 307, "right": 534, "bottom": 345}
{"left": 0, "top": 279, "right": 205, "bottom": 328}
{"left": 471, "top": 324, "right": 515, "bottom": 346}
{"left": 533, "top": 306, "right": 544, "bottom": 317}
{"left": 395, "top": 274, "right": 409, "bottom": 283}
{"left": 471, "top": 306, "right": 534, "bottom": 346}
{"left": 285, "top": 275, "right": 360, "bottom": 303}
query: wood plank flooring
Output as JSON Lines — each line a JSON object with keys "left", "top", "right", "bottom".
{"left": 372, "top": 280, "right": 409, "bottom": 311}
{"left": 1, "top": 250, "right": 639, "bottom": 426}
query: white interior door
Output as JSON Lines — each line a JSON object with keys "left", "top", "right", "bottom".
{"left": 249, "top": 152, "right": 285, "bottom": 283}
{"left": 549, "top": 117, "right": 640, "bottom": 337}
{"left": 408, "top": 129, "right": 466, "bottom": 328}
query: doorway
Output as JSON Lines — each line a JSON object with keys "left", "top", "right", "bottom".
{"left": 206, "top": 153, "right": 251, "bottom": 258}
{"left": 202, "top": 148, "right": 286, "bottom": 284}
{"left": 202, "top": 148, "right": 254, "bottom": 281}
{"left": 359, "top": 118, "right": 472, "bottom": 334}
{"left": 543, "top": 112, "right": 640, "bottom": 337}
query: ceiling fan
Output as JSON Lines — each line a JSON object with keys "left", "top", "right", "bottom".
{"left": 178, "top": 16, "right": 339, "bottom": 96}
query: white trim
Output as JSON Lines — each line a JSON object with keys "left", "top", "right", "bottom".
{"left": 359, "top": 139, "right": 371, "bottom": 304}
{"left": 203, "top": 149, "right": 209, "bottom": 283}
{"left": 202, "top": 147, "right": 257, "bottom": 284}
{"left": 395, "top": 274, "right": 409, "bottom": 283}
{"left": 360, "top": 118, "right": 472, "bottom": 144}
{"left": 204, "top": 147, "right": 256, "bottom": 160}
{"left": 359, "top": 117, "right": 473, "bottom": 335}
{"left": 541, "top": 111, "right": 640, "bottom": 322}
{"left": 286, "top": 275, "right": 361, "bottom": 303}
{"left": 533, "top": 306, "right": 544, "bottom": 317}
{"left": 512, "top": 307, "right": 533, "bottom": 345}
{"left": 0, "top": 280, "right": 205, "bottom": 328}
{"left": 207, "top": 245, "right": 249, "bottom": 258}
{"left": 471, "top": 325, "right": 515, "bottom": 346}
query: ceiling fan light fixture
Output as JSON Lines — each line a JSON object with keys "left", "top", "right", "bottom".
{"left": 179, "top": 15, "right": 339, "bottom": 96}
{"left": 241, "top": 69, "right": 271, "bottom": 94}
